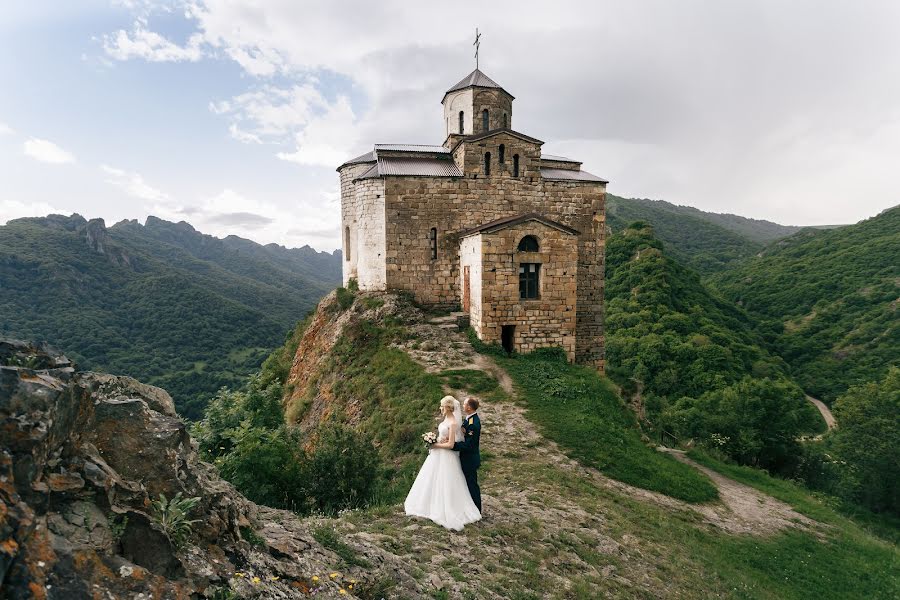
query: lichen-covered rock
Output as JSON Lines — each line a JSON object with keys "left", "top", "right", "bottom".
{"left": 0, "top": 339, "right": 361, "bottom": 598}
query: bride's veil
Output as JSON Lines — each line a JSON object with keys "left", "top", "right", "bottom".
{"left": 452, "top": 399, "right": 465, "bottom": 442}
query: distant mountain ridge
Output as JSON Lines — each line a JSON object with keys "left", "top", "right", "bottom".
{"left": 606, "top": 195, "right": 823, "bottom": 275}
{"left": 0, "top": 213, "right": 341, "bottom": 417}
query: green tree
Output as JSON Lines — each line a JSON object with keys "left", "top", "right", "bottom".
{"left": 828, "top": 367, "right": 900, "bottom": 515}
{"left": 666, "top": 377, "right": 808, "bottom": 471}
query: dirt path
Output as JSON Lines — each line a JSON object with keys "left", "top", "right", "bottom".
{"left": 807, "top": 394, "right": 837, "bottom": 430}
{"left": 658, "top": 448, "right": 818, "bottom": 536}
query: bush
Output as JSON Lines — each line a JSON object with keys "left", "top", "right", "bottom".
{"left": 665, "top": 377, "right": 808, "bottom": 472}
{"left": 304, "top": 424, "right": 381, "bottom": 514}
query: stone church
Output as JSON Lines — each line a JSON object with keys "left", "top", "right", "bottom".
{"left": 338, "top": 69, "right": 607, "bottom": 369}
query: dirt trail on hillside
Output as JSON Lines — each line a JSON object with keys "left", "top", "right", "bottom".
{"left": 806, "top": 395, "right": 837, "bottom": 430}
{"left": 407, "top": 323, "right": 817, "bottom": 537}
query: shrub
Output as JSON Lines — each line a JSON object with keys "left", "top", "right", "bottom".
{"left": 665, "top": 377, "right": 809, "bottom": 472}
{"left": 304, "top": 424, "right": 381, "bottom": 514}
{"left": 150, "top": 492, "right": 200, "bottom": 548}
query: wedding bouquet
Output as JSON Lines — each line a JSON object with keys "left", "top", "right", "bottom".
{"left": 421, "top": 431, "right": 438, "bottom": 447}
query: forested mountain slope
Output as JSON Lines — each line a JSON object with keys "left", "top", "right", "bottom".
{"left": 0, "top": 214, "right": 340, "bottom": 417}
{"left": 603, "top": 222, "right": 823, "bottom": 467}
{"left": 711, "top": 205, "right": 900, "bottom": 402}
{"left": 606, "top": 195, "right": 766, "bottom": 274}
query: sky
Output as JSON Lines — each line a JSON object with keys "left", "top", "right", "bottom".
{"left": 1, "top": 1, "right": 898, "bottom": 251}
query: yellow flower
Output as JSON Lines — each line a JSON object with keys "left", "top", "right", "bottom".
{"left": 339, "top": 590, "right": 347, "bottom": 595}
{"left": 252, "top": 576, "right": 261, "bottom": 584}
{"left": 330, "top": 572, "right": 339, "bottom": 579}
{"left": 348, "top": 584, "right": 354, "bottom": 589}
{"left": 234, "top": 572, "right": 245, "bottom": 578}
{"left": 271, "top": 576, "right": 280, "bottom": 581}
{"left": 312, "top": 575, "right": 319, "bottom": 582}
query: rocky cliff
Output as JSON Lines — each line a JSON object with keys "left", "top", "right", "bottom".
{"left": 0, "top": 340, "right": 365, "bottom": 599}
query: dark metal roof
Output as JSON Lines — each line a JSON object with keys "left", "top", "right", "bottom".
{"left": 374, "top": 144, "right": 450, "bottom": 153}
{"left": 337, "top": 150, "right": 376, "bottom": 170}
{"left": 355, "top": 156, "right": 463, "bottom": 180}
{"left": 460, "top": 213, "right": 580, "bottom": 237}
{"left": 443, "top": 69, "right": 514, "bottom": 102}
{"left": 541, "top": 154, "right": 579, "bottom": 163}
{"left": 541, "top": 168, "right": 608, "bottom": 184}
{"left": 356, "top": 163, "right": 380, "bottom": 180}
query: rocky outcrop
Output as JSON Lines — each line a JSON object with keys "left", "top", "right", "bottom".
{"left": 0, "top": 339, "right": 356, "bottom": 599}
{"left": 77, "top": 218, "right": 132, "bottom": 267}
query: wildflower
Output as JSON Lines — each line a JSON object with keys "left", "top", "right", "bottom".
{"left": 271, "top": 576, "right": 280, "bottom": 581}
{"left": 330, "top": 572, "right": 339, "bottom": 579}
{"left": 339, "top": 590, "right": 347, "bottom": 595}
{"left": 312, "top": 575, "right": 320, "bottom": 582}
{"left": 252, "top": 576, "right": 261, "bottom": 584}
{"left": 234, "top": 572, "right": 245, "bottom": 578}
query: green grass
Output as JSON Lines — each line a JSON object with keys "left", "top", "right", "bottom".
{"left": 680, "top": 450, "right": 900, "bottom": 599}
{"left": 438, "top": 369, "right": 509, "bottom": 404}
{"left": 312, "top": 525, "right": 372, "bottom": 568}
{"left": 688, "top": 449, "right": 900, "bottom": 545}
{"left": 490, "top": 347, "right": 718, "bottom": 503}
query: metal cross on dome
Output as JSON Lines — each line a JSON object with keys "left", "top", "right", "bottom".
{"left": 474, "top": 28, "right": 481, "bottom": 69}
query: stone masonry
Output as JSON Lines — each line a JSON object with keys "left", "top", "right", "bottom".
{"left": 338, "top": 68, "right": 607, "bottom": 369}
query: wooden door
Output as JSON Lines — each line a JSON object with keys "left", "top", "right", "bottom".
{"left": 463, "top": 266, "right": 471, "bottom": 312}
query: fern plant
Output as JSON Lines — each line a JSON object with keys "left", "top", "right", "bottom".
{"left": 150, "top": 492, "right": 200, "bottom": 548}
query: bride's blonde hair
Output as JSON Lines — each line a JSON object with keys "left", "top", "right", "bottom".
{"left": 440, "top": 395, "right": 457, "bottom": 415}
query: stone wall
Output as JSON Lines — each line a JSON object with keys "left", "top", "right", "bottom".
{"left": 339, "top": 163, "right": 386, "bottom": 289}
{"left": 473, "top": 88, "right": 514, "bottom": 132}
{"left": 459, "top": 234, "right": 483, "bottom": 332}
{"left": 471, "top": 223, "right": 578, "bottom": 361}
{"left": 381, "top": 143, "right": 606, "bottom": 368}
{"left": 443, "top": 88, "right": 474, "bottom": 137}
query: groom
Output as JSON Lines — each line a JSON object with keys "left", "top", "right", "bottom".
{"left": 452, "top": 397, "right": 482, "bottom": 512}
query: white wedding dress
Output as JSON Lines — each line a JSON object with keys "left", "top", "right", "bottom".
{"left": 404, "top": 416, "right": 482, "bottom": 531}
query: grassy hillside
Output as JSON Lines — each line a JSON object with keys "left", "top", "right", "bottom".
{"left": 711, "top": 205, "right": 900, "bottom": 403}
{"left": 0, "top": 213, "right": 340, "bottom": 417}
{"left": 198, "top": 290, "right": 898, "bottom": 599}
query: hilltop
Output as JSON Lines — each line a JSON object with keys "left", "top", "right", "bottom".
{"left": 0, "top": 214, "right": 341, "bottom": 417}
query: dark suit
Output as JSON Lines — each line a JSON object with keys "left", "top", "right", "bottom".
{"left": 452, "top": 413, "right": 482, "bottom": 511}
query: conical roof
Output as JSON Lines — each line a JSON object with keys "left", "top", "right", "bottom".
{"left": 443, "top": 69, "right": 513, "bottom": 100}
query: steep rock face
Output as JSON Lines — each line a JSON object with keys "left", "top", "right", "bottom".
{"left": 0, "top": 339, "right": 346, "bottom": 599}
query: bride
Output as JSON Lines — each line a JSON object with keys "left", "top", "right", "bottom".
{"left": 404, "top": 395, "right": 482, "bottom": 531}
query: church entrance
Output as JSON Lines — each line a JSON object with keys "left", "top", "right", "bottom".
{"left": 501, "top": 325, "right": 516, "bottom": 354}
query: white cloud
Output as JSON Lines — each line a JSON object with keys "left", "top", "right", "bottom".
{"left": 23, "top": 138, "right": 75, "bottom": 164}
{"left": 103, "top": 22, "right": 204, "bottom": 62}
{"left": 100, "top": 164, "right": 169, "bottom": 201}
{"left": 0, "top": 122, "right": 13, "bottom": 136}
{"left": 97, "top": 1, "right": 900, "bottom": 228}
{"left": 0, "top": 199, "right": 67, "bottom": 225}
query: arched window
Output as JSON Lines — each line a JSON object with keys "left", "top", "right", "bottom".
{"left": 498, "top": 144, "right": 505, "bottom": 164}
{"left": 482, "top": 109, "right": 489, "bottom": 132}
{"left": 517, "top": 235, "right": 539, "bottom": 252}
{"left": 513, "top": 154, "right": 520, "bottom": 177}
{"left": 483, "top": 152, "right": 491, "bottom": 176}
{"left": 344, "top": 226, "right": 351, "bottom": 261}
{"left": 458, "top": 111, "right": 464, "bottom": 134}
{"left": 503, "top": 112, "right": 508, "bottom": 128}
{"left": 429, "top": 227, "right": 438, "bottom": 260}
